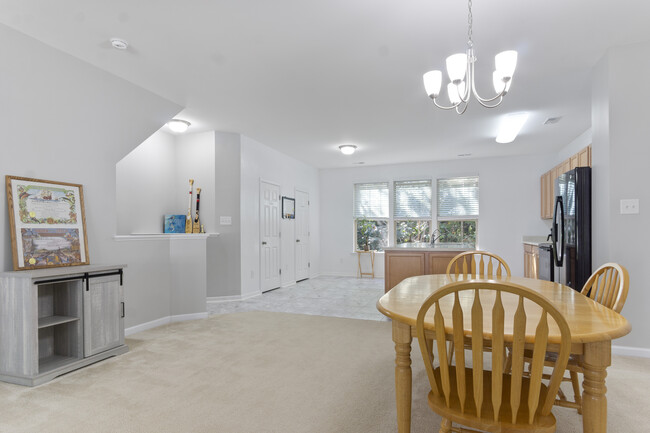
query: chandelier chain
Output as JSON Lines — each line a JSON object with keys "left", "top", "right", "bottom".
{"left": 467, "top": 0, "right": 473, "bottom": 48}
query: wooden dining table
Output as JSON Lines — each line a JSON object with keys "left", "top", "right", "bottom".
{"left": 376, "top": 274, "right": 631, "bottom": 433}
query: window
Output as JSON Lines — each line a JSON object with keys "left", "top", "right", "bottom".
{"left": 436, "top": 176, "right": 479, "bottom": 247}
{"left": 354, "top": 182, "right": 389, "bottom": 251}
{"left": 394, "top": 180, "right": 432, "bottom": 244}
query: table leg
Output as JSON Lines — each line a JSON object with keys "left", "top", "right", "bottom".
{"left": 582, "top": 341, "right": 611, "bottom": 433}
{"left": 392, "top": 320, "right": 412, "bottom": 433}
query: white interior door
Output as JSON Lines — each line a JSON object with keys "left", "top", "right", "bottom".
{"left": 260, "top": 181, "right": 281, "bottom": 292}
{"left": 295, "top": 190, "right": 310, "bottom": 281}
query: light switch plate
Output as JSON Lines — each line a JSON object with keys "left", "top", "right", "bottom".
{"left": 620, "top": 199, "right": 639, "bottom": 215}
{"left": 220, "top": 216, "right": 232, "bottom": 225}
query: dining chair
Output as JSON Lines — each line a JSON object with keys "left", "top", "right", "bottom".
{"left": 416, "top": 280, "right": 571, "bottom": 433}
{"left": 523, "top": 262, "right": 629, "bottom": 414}
{"left": 446, "top": 251, "right": 512, "bottom": 279}
{"left": 444, "top": 251, "right": 512, "bottom": 364}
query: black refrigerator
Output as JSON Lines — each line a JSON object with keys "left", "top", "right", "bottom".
{"left": 551, "top": 166, "right": 591, "bottom": 291}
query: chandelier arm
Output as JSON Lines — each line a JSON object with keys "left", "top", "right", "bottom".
{"left": 455, "top": 101, "right": 470, "bottom": 115}
{"left": 432, "top": 98, "right": 462, "bottom": 110}
{"left": 474, "top": 95, "right": 504, "bottom": 109}
{"left": 469, "top": 59, "right": 507, "bottom": 105}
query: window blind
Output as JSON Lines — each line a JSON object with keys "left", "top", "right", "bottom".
{"left": 354, "top": 182, "right": 389, "bottom": 218}
{"left": 394, "top": 180, "right": 432, "bottom": 219}
{"left": 437, "top": 176, "right": 479, "bottom": 217}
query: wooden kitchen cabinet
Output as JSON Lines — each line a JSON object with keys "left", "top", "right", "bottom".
{"left": 384, "top": 249, "right": 466, "bottom": 292}
{"left": 523, "top": 244, "right": 540, "bottom": 279}
{"left": 578, "top": 145, "right": 591, "bottom": 167}
{"left": 539, "top": 145, "right": 591, "bottom": 219}
{"left": 384, "top": 251, "right": 425, "bottom": 293}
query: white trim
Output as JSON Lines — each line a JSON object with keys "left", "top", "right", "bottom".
{"left": 113, "top": 233, "right": 219, "bottom": 242}
{"left": 125, "top": 312, "right": 208, "bottom": 336}
{"left": 281, "top": 281, "right": 296, "bottom": 288}
{"left": 170, "top": 312, "right": 208, "bottom": 323}
{"left": 207, "top": 292, "right": 261, "bottom": 304}
{"left": 125, "top": 316, "right": 172, "bottom": 336}
{"left": 612, "top": 345, "right": 650, "bottom": 358}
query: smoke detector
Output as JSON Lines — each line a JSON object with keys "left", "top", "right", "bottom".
{"left": 110, "top": 38, "right": 129, "bottom": 50}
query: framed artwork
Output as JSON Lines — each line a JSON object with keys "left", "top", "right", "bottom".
{"left": 6, "top": 176, "right": 89, "bottom": 270}
{"left": 282, "top": 196, "right": 295, "bottom": 219}
{"left": 163, "top": 215, "right": 186, "bottom": 233}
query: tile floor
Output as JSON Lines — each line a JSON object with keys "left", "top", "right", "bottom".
{"left": 207, "top": 276, "right": 390, "bottom": 322}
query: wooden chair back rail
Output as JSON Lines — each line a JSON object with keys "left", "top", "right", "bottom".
{"left": 581, "top": 262, "right": 629, "bottom": 313}
{"left": 446, "top": 251, "right": 512, "bottom": 279}
{"left": 417, "top": 281, "right": 571, "bottom": 427}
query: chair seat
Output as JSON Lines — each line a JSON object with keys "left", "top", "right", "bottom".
{"left": 428, "top": 367, "right": 557, "bottom": 433}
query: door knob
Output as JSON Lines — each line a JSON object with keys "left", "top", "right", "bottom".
{"left": 262, "top": 241, "right": 267, "bottom": 245}
{"left": 296, "top": 239, "right": 300, "bottom": 243}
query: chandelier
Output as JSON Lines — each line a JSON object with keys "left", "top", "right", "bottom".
{"left": 423, "top": 0, "right": 517, "bottom": 114}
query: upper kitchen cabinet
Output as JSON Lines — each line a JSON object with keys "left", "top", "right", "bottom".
{"left": 540, "top": 145, "right": 591, "bottom": 219}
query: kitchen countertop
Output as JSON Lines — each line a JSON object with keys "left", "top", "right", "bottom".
{"left": 384, "top": 242, "right": 474, "bottom": 252}
{"left": 522, "top": 235, "right": 551, "bottom": 246}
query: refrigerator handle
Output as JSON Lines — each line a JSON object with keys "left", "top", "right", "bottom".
{"left": 552, "top": 196, "right": 565, "bottom": 267}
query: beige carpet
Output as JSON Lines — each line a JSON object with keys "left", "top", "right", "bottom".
{"left": 1, "top": 311, "right": 649, "bottom": 432}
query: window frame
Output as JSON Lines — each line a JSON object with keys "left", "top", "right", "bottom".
{"left": 353, "top": 182, "right": 390, "bottom": 251}
{"left": 392, "top": 179, "right": 433, "bottom": 245}
{"left": 436, "top": 176, "right": 479, "bottom": 247}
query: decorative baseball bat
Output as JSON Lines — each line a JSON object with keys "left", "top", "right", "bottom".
{"left": 193, "top": 188, "right": 201, "bottom": 233}
{"left": 185, "top": 179, "right": 194, "bottom": 233}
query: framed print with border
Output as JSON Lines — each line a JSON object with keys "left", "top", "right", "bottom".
{"left": 282, "top": 196, "right": 295, "bottom": 219}
{"left": 5, "top": 175, "right": 90, "bottom": 270}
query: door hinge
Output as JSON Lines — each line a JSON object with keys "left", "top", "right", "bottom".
{"left": 279, "top": 268, "right": 282, "bottom": 275}
{"left": 308, "top": 262, "right": 311, "bottom": 268}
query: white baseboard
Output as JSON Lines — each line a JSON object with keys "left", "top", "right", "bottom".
{"left": 612, "top": 345, "right": 650, "bottom": 358}
{"left": 318, "top": 271, "right": 385, "bottom": 278}
{"left": 281, "top": 281, "right": 296, "bottom": 288}
{"left": 125, "top": 312, "right": 208, "bottom": 336}
{"left": 170, "top": 312, "right": 208, "bottom": 323}
{"left": 207, "top": 292, "right": 261, "bottom": 304}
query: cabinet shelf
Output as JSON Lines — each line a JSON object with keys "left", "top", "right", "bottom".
{"left": 38, "top": 315, "right": 80, "bottom": 329}
{"left": 39, "top": 354, "right": 82, "bottom": 374}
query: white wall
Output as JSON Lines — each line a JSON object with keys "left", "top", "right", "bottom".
{"left": 116, "top": 130, "right": 216, "bottom": 235}
{"left": 240, "top": 135, "right": 320, "bottom": 297}
{"left": 0, "top": 24, "right": 182, "bottom": 329}
{"left": 591, "top": 41, "right": 650, "bottom": 352}
{"left": 116, "top": 130, "right": 177, "bottom": 234}
{"left": 320, "top": 155, "right": 552, "bottom": 278}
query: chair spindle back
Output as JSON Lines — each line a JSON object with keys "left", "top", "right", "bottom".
{"left": 416, "top": 281, "right": 571, "bottom": 425}
{"left": 446, "top": 251, "right": 511, "bottom": 279}
{"left": 581, "top": 263, "right": 629, "bottom": 313}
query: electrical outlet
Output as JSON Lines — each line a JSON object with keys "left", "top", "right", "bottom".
{"left": 250, "top": 270, "right": 254, "bottom": 279}
{"left": 220, "top": 216, "right": 232, "bottom": 225}
{"left": 620, "top": 199, "right": 639, "bottom": 215}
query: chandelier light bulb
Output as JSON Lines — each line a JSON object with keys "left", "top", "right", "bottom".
{"left": 167, "top": 119, "right": 191, "bottom": 133}
{"left": 446, "top": 53, "right": 468, "bottom": 83}
{"left": 339, "top": 144, "right": 357, "bottom": 155}
{"left": 423, "top": 70, "right": 443, "bottom": 98}
{"left": 495, "top": 50, "right": 518, "bottom": 79}
{"left": 493, "top": 71, "right": 512, "bottom": 94}
{"left": 448, "top": 82, "right": 466, "bottom": 105}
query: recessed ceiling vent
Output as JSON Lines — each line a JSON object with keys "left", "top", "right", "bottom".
{"left": 544, "top": 116, "right": 562, "bottom": 125}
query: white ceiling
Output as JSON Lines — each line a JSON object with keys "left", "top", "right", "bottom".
{"left": 1, "top": 0, "right": 649, "bottom": 168}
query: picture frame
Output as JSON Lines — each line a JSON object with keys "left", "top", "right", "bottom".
{"left": 163, "top": 214, "right": 186, "bottom": 233}
{"left": 282, "top": 196, "right": 295, "bottom": 219}
{"left": 6, "top": 175, "right": 89, "bottom": 270}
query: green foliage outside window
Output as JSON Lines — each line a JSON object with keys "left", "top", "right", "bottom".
{"left": 355, "top": 219, "right": 388, "bottom": 251}
{"left": 437, "top": 220, "right": 477, "bottom": 247}
{"left": 396, "top": 221, "right": 431, "bottom": 244}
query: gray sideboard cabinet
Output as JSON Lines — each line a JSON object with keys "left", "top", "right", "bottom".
{"left": 0, "top": 265, "right": 129, "bottom": 386}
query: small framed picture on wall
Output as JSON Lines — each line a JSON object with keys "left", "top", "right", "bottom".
{"left": 282, "top": 196, "right": 295, "bottom": 219}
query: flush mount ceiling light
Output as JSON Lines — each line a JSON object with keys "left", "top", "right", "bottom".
{"left": 422, "top": 0, "right": 517, "bottom": 114}
{"left": 496, "top": 112, "right": 529, "bottom": 143}
{"left": 339, "top": 144, "right": 357, "bottom": 155}
{"left": 110, "top": 38, "right": 129, "bottom": 50}
{"left": 167, "top": 119, "right": 191, "bottom": 133}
